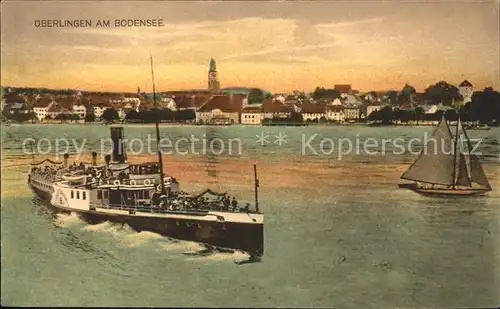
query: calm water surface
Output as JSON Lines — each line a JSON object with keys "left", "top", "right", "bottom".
{"left": 1, "top": 124, "right": 499, "bottom": 307}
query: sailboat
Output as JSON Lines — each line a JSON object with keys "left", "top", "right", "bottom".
{"left": 399, "top": 114, "right": 492, "bottom": 196}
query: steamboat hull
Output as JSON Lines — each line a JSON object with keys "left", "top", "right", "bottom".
{"left": 29, "top": 175, "right": 56, "bottom": 203}
{"left": 79, "top": 212, "right": 264, "bottom": 257}
{"left": 30, "top": 184, "right": 54, "bottom": 203}
{"left": 29, "top": 181, "right": 264, "bottom": 256}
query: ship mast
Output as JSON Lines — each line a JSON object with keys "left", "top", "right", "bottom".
{"left": 150, "top": 54, "right": 166, "bottom": 195}
{"left": 254, "top": 164, "right": 259, "bottom": 213}
{"left": 452, "top": 111, "right": 459, "bottom": 190}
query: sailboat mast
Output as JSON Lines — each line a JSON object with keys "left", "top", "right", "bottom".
{"left": 150, "top": 55, "right": 166, "bottom": 195}
{"left": 452, "top": 113, "right": 460, "bottom": 189}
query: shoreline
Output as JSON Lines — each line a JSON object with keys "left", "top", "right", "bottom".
{"left": 2, "top": 122, "right": 489, "bottom": 128}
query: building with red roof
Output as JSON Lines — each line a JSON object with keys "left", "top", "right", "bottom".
{"left": 262, "top": 100, "right": 293, "bottom": 119}
{"left": 334, "top": 84, "right": 352, "bottom": 95}
{"left": 196, "top": 94, "right": 245, "bottom": 124}
{"left": 301, "top": 103, "right": 326, "bottom": 121}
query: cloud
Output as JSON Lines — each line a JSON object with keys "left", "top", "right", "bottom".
{"left": 315, "top": 17, "right": 384, "bottom": 30}
{"left": 293, "top": 19, "right": 331, "bottom": 46}
{"left": 222, "top": 43, "right": 338, "bottom": 63}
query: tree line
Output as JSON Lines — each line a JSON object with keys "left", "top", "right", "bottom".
{"left": 368, "top": 87, "right": 500, "bottom": 124}
{"left": 465, "top": 87, "right": 500, "bottom": 123}
{"left": 312, "top": 81, "right": 466, "bottom": 105}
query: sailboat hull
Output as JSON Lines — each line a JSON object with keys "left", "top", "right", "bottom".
{"left": 399, "top": 183, "right": 490, "bottom": 196}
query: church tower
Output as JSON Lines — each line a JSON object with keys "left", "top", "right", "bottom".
{"left": 208, "top": 58, "right": 220, "bottom": 93}
{"left": 458, "top": 80, "right": 473, "bottom": 105}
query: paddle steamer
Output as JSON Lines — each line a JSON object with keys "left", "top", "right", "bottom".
{"left": 28, "top": 57, "right": 264, "bottom": 257}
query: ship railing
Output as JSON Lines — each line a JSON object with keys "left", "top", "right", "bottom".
{"left": 89, "top": 202, "right": 210, "bottom": 216}
{"left": 89, "top": 201, "right": 258, "bottom": 218}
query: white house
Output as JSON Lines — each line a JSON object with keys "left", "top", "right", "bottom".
{"left": 93, "top": 104, "right": 111, "bottom": 120}
{"left": 301, "top": 103, "right": 326, "bottom": 122}
{"left": 366, "top": 105, "right": 383, "bottom": 117}
{"left": 343, "top": 107, "right": 360, "bottom": 120}
{"left": 241, "top": 106, "right": 263, "bottom": 125}
{"left": 32, "top": 97, "right": 54, "bottom": 121}
{"left": 326, "top": 106, "right": 345, "bottom": 122}
{"left": 33, "top": 106, "right": 49, "bottom": 121}
{"left": 459, "top": 80, "right": 473, "bottom": 104}
{"left": 72, "top": 104, "right": 87, "bottom": 119}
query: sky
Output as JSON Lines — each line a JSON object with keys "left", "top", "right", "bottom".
{"left": 1, "top": 0, "right": 499, "bottom": 93}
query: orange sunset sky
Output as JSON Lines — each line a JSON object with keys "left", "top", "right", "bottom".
{"left": 1, "top": 1, "right": 499, "bottom": 93}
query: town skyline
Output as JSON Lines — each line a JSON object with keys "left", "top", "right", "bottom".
{"left": 2, "top": 1, "right": 499, "bottom": 93}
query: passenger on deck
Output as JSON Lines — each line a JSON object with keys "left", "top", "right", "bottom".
{"left": 172, "top": 198, "right": 180, "bottom": 210}
{"left": 159, "top": 195, "right": 168, "bottom": 208}
{"left": 243, "top": 203, "right": 250, "bottom": 212}
{"left": 151, "top": 191, "right": 161, "bottom": 207}
{"left": 126, "top": 196, "right": 134, "bottom": 206}
{"left": 231, "top": 197, "right": 238, "bottom": 208}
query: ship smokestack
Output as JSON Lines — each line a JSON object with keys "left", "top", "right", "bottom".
{"left": 91, "top": 151, "right": 97, "bottom": 166}
{"left": 63, "top": 153, "right": 69, "bottom": 168}
{"left": 110, "top": 127, "right": 127, "bottom": 164}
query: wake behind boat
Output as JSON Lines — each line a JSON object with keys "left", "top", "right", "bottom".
{"left": 399, "top": 114, "right": 492, "bottom": 196}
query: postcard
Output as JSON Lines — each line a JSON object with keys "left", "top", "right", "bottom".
{"left": 1, "top": 0, "right": 499, "bottom": 307}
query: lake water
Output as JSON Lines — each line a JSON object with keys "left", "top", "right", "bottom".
{"left": 1, "top": 124, "right": 499, "bottom": 307}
